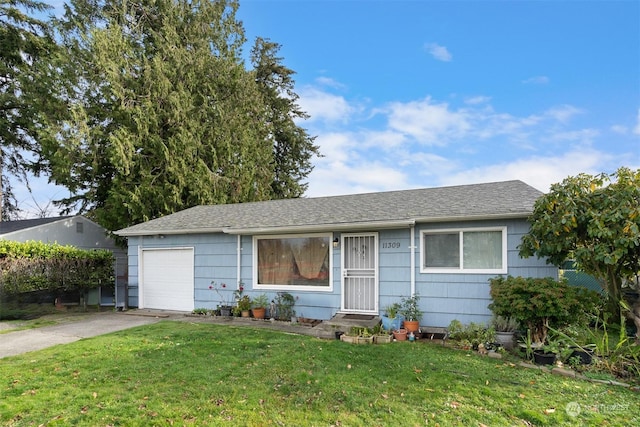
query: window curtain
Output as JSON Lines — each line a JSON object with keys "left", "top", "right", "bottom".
{"left": 257, "top": 239, "right": 294, "bottom": 284}
{"left": 290, "top": 238, "right": 329, "bottom": 280}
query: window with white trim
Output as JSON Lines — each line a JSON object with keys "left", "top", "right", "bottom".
{"left": 254, "top": 233, "right": 332, "bottom": 290}
{"left": 420, "top": 227, "right": 507, "bottom": 274}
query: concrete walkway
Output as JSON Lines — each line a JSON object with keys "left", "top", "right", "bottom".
{"left": 0, "top": 310, "right": 179, "bottom": 359}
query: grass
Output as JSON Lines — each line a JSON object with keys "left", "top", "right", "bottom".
{"left": 1, "top": 321, "right": 639, "bottom": 426}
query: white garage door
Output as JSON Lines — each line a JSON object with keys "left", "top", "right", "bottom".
{"left": 141, "top": 248, "right": 194, "bottom": 311}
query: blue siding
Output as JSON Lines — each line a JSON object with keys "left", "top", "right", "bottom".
{"left": 125, "top": 217, "right": 556, "bottom": 325}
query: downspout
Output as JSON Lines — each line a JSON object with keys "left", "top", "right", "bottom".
{"left": 237, "top": 235, "right": 242, "bottom": 289}
{"left": 410, "top": 225, "right": 416, "bottom": 296}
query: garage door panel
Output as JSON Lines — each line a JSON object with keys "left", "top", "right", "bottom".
{"left": 142, "top": 248, "right": 194, "bottom": 311}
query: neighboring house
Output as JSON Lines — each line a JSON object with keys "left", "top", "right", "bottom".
{"left": 116, "top": 180, "right": 557, "bottom": 327}
{"left": 0, "top": 215, "right": 128, "bottom": 307}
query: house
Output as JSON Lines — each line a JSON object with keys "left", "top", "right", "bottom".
{"left": 115, "top": 180, "right": 557, "bottom": 327}
{"left": 0, "top": 215, "right": 128, "bottom": 307}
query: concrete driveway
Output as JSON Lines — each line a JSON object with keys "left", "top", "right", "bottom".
{"left": 0, "top": 310, "right": 181, "bottom": 359}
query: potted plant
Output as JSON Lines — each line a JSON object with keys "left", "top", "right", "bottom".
{"left": 491, "top": 315, "right": 519, "bottom": 351}
{"left": 372, "top": 323, "right": 392, "bottom": 344}
{"left": 340, "top": 326, "right": 359, "bottom": 344}
{"left": 356, "top": 327, "right": 374, "bottom": 344}
{"left": 251, "top": 294, "right": 269, "bottom": 319}
{"left": 533, "top": 340, "right": 560, "bottom": 365}
{"left": 209, "top": 281, "right": 233, "bottom": 316}
{"left": 381, "top": 302, "right": 404, "bottom": 331}
{"left": 392, "top": 328, "right": 408, "bottom": 341}
{"left": 400, "top": 294, "right": 422, "bottom": 333}
{"left": 236, "top": 295, "right": 251, "bottom": 317}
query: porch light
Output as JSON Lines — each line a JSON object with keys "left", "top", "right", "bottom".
{"left": 333, "top": 238, "right": 339, "bottom": 248}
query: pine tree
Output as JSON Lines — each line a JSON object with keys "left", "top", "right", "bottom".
{"left": 0, "top": 0, "right": 54, "bottom": 219}
{"left": 39, "top": 0, "right": 319, "bottom": 232}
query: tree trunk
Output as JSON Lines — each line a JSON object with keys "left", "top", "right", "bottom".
{"left": 629, "top": 299, "right": 640, "bottom": 344}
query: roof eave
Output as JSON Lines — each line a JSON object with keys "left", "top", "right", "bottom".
{"left": 413, "top": 212, "right": 532, "bottom": 223}
{"left": 223, "top": 219, "right": 417, "bottom": 235}
{"left": 114, "top": 227, "right": 227, "bottom": 237}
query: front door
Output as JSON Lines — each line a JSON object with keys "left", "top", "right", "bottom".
{"left": 341, "top": 233, "right": 378, "bottom": 313}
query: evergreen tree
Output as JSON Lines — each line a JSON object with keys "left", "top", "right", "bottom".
{"left": 0, "top": 0, "right": 54, "bottom": 219}
{"left": 40, "top": 0, "right": 307, "bottom": 232}
{"left": 251, "top": 37, "right": 319, "bottom": 199}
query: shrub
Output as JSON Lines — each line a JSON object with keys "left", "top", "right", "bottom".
{"left": 489, "top": 276, "right": 601, "bottom": 344}
{"left": 0, "top": 241, "right": 114, "bottom": 296}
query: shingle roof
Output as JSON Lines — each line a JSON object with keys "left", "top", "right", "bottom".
{"left": 0, "top": 216, "right": 74, "bottom": 235}
{"left": 115, "top": 180, "right": 543, "bottom": 237}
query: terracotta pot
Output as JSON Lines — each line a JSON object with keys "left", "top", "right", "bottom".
{"left": 241, "top": 310, "right": 250, "bottom": 318}
{"left": 403, "top": 320, "right": 420, "bottom": 333}
{"left": 393, "top": 329, "right": 408, "bottom": 341}
{"left": 252, "top": 307, "right": 266, "bottom": 319}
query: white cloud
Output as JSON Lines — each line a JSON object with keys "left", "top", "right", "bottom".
{"left": 543, "top": 104, "right": 583, "bottom": 123}
{"left": 465, "top": 96, "right": 491, "bottom": 105}
{"left": 522, "top": 76, "right": 550, "bottom": 85}
{"left": 386, "top": 97, "right": 470, "bottom": 145}
{"left": 298, "top": 87, "right": 355, "bottom": 124}
{"left": 549, "top": 128, "right": 600, "bottom": 143}
{"left": 424, "top": 42, "right": 452, "bottom": 62}
{"left": 439, "top": 149, "right": 610, "bottom": 192}
{"left": 611, "top": 124, "right": 628, "bottom": 134}
{"left": 306, "top": 161, "right": 409, "bottom": 197}
{"left": 314, "top": 76, "right": 346, "bottom": 89}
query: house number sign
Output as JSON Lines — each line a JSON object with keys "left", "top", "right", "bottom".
{"left": 382, "top": 241, "right": 401, "bottom": 249}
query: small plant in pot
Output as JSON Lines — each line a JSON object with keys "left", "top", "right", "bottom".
{"left": 400, "top": 294, "right": 422, "bottom": 333}
{"left": 235, "top": 295, "right": 252, "bottom": 317}
{"left": 251, "top": 294, "right": 269, "bottom": 319}
{"left": 381, "top": 302, "right": 403, "bottom": 331}
{"left": 491, "top": 315, "right": 519, "bottom": 351}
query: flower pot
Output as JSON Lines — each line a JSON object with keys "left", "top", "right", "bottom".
{"left": 403, "top": 320, "right": 420, "bottom": 333}
{"left": 340, "top": 335, "right": 358, "bottom": 344}
{"left": 381, "top": 315, "right": 404, "bottom": 331}
{"left": 495, "top": 331, "right": 515, "bottom": 351}
{"left": 533, "top": 350, "right": 556, "bottom": 365}
{"left": 393, "top": 329, "right": 408, "bottom": 341}
{"left": 252, "top": 307, "right": 266, "bottom": 319}
{"left": 374, "top": 334, "right": 393, "bottom": 344}
{"left": 335, "top": 331, "right": 345, "bottom": 340}
{"left": 569, "top": 348, "right": 594, "bottom": 365}
{"left": 241, "top": 310, "right": 250, "bottom": 318}
{"left": 219, "top": 306, "right": 232, "bottom": 317}
{"left": 357, "top": 336, "right": 374, "bottom": 345}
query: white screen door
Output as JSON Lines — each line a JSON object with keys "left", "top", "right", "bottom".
{"left": 342, "top": 233, "right": 378, "bottom": 313}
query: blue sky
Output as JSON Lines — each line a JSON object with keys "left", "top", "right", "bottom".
{"left": 18, "top": 0, "right": 640, "bottom": 216}
{"left": 238, "top": 0, "right": 639, "bottom": 198}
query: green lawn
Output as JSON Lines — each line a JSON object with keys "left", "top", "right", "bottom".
{"left": 1, "top": 321, "right": 638, "bottom": 426}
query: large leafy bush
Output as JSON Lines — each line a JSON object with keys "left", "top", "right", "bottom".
{"left": 489, "top": 275, "right": 601, "bottom": 344}
{"left": 0, "top": 241, "right": 114, "bottom": 295}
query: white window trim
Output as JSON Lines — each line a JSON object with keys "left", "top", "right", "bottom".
{"left": 420, "top": 226, "right": 508, "bottom": 274}
{"left": 253, "top": 232, "right": 334, "bottom": 292}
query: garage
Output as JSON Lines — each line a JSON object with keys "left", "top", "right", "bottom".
{"left": 140, "top": 248, "right": 194, "bottom": 311}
